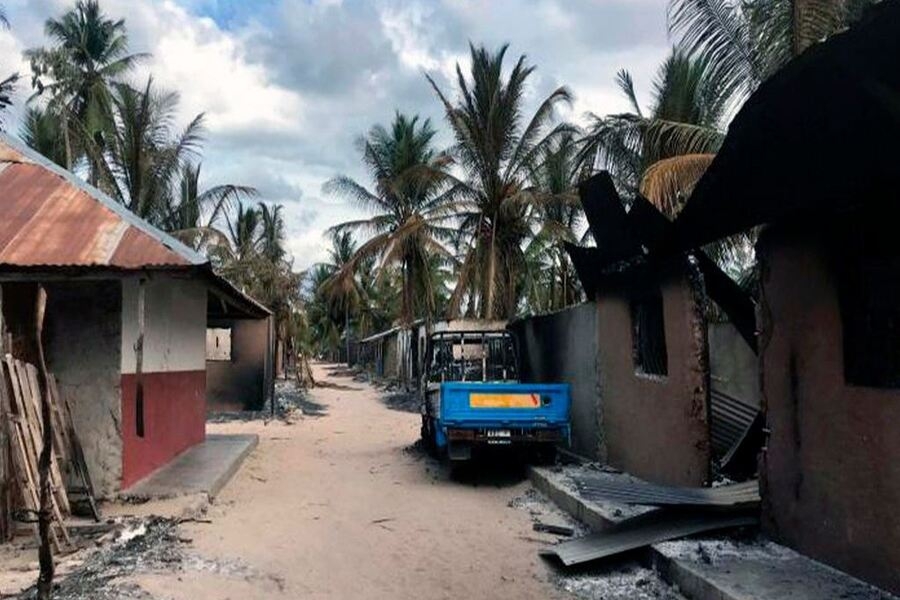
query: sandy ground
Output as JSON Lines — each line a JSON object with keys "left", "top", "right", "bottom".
{"left": 124, "top": 362, "right": 570, "bottom": 600}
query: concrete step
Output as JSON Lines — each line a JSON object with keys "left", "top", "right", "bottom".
{"left": 530, "top": 466, "right": 896, "bottom": 600}
{"left": 120, "top": 434, "right": 258, "bottom": 501}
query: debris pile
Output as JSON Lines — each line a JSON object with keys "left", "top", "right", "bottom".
{"left": 17, "top": 516, "right": 262, "bottom": 600}
{"left": 207, "top": 379, "right": 327, "bottom": 423}
{"left": 542, "top": 473, "right": 759, "bottom": 567}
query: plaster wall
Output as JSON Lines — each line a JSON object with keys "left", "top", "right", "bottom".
{"left": 595, "top": 261, "right": 711, "bottom": 486}
{"left": 119, "top": 275, "right": 206, "bottom": 488}
{"left": 758, "top": 226, "right": 900, "bottom": 595}
{"left": 709, "top": 321, "right": 760, "bottom": 408}
{"left": 43, "top": 281, "right": 123, "bottom": 498}
{"left": 510, "top": 303, "right": 602, "bottom": 460}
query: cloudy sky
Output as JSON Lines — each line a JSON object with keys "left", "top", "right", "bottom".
{"left": 0, "top": 0, "right": 671, "bottom": 270}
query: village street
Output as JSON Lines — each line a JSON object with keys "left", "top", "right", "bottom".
{"left": 124, "top": 362, "right": 571, "bottom": 600}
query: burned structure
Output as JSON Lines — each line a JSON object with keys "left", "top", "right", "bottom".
{"left": 0, "top": 135, "right": 270, "bottom": 496}
{"left": 524, "top": 173, "right": 758, "bottom": 487}
{"left": 658, "top": 4, "right": 900, "bottom": 593}
{"left": 206, "top": 314, "right": 275, "bottom": 414}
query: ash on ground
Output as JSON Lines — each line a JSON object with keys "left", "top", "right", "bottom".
{"left": 207, "top": 378, "right": 326, "bottom": 423}
{"left": 15, "top": 517, "right": 261, "bottom": 600}
{"left": 508, "top": 488, "right": 685, "bottom": 600}
{"left": 381, "top": 391, "right": 419, "bottom": 413}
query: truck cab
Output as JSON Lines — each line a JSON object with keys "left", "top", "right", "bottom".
{"left": 420, "top": 327, "right": 570, "bottom": 461}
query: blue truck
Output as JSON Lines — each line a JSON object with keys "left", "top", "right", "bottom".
{"left": 419, "top": 327, "right": 571, "bottom": 461}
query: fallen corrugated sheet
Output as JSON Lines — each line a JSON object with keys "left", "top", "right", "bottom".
{"left": 571, "top": 476, "right": 760, "bottom": 507}
{"left": 541, "top": 509, "right": 758, "bottom": 567}
{"left": 710, "top": 388, "right": 759, "bottom": 458}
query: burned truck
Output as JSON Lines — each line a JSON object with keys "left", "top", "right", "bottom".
{"left": 418, "top": 321, "right": 570, "bottom": 461}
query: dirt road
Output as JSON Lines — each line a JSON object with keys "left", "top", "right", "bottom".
{"left": 129, "top": 362, "right": 569, "bottom": 599}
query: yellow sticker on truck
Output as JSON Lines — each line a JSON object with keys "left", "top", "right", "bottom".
{"left": 469, "top": 393, "right": 541, "bottom": 408}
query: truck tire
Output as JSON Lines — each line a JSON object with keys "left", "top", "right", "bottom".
{"left": 535, "top": 444, "right": 557, "bottom": 466}
{"left": 421, "top": 417, "right": 439, "bottom": 457}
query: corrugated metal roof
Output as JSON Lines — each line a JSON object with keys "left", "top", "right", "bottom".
{"left": 0, "top": 133, "right": 207, "bottom": 269}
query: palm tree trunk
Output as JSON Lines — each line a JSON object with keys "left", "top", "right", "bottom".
{"left": 485, "top": 221, "right": 497, "bottom": 318}
{"left": 344, "top": 301, "right": 350, "bottom": 365}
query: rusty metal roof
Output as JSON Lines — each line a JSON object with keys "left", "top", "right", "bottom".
{"left": 0, "top": 133, "right": 207, "bottom": 269}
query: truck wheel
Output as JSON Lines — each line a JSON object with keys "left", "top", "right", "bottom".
{"left": 421, "top": 417, "right": 438, "bottom": 457}
{"left": 535, "top": 445, "right": 557, "bottom": 465}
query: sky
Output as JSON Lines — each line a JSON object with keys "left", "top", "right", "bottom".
{"left": 0, "top": 0, "right": 671, "bottom": 271}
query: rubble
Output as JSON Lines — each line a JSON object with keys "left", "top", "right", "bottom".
{"left": 207, "top": 379, "right": 327, "bottom": 424}
{"left": 507, "top": 487, "right": 684, "bottom": 599}
{"left": 14, "top": 516, "right": 261, "bottom": 600}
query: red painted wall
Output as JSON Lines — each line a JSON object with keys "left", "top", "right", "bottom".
{"left": 120, "top": 370, "right": 206, "bottom": 489}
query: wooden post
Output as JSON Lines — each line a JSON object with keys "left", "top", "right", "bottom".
{"left": 34, "top": 286, "right": 53, "bottom": 600}
{"left": 0, "top": 283, "right": 7, "bottom": 542}
{"left": 134, "top": 279, "right": 145, "bottom": 438}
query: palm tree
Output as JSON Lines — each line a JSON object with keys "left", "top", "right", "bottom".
{"left": 20, "top": 106, "right": 72, "bottom": 167}
{"left": 0, "top": 74, "right": 17, "bottom": 131}
{"left": 258, "top": 203, "right": 287, "bottom": 264}
{"left": 163, "top": 162, "right": 257, "bottom": 251}
{"left": 306, "top": 264, "right": 343, "bottom": 356}
{"left": 580, "top": 48, "right": 727, "bottom": 215}
{"left": 93, "top": 77, "right": 205, "bottom": 223}
{"left": 0, "top": 7, "right": 17, "bottom": 131}
{"left": 523, "top": 133, "right": 586, "bottom": 312}
{"left": 225, "top": 202, "right": 261, "bottom": 261}
{"left": 26, "top": 0, "right": 145, "bottom": 170}
{"left": 325, "top": 113, "right": 458, "bottom": 324}
{"left": 667, "top": 0, "right": 877, "bottom": 112}
{"left": 427, "top": 44, "right": 573, "bottom": 319}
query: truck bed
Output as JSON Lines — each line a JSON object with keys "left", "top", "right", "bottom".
{"left": 438, "top": 382, "right": 570, "bottom": 429}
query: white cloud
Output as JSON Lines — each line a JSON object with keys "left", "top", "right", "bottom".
{"left": 0, "top": 0, "right": 671, "bottom": 272}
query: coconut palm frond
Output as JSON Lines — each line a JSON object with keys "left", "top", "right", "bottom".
{"left": 640, "top": 153, "right": 715, "bottom": 218}
{"left": 0, "top": 73, "right": 19, "bottom": 129}
{"left": 668, "top": 0, "right": 762, "bottom": 107}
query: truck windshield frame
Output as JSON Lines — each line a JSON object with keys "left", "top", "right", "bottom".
{"left": 427, "top": 331, "right": 518, "bottom": 383}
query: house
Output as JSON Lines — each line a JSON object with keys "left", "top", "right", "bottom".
{"left": 206, "top": 314, "right": 275, "bottom": 413}
{"left": 511, "top": 173, "right": 759, "bottom": 486}
{"left": 0, "top": 134, "right": 270, "bottom": 496}
{"left": 665, "top": 3, "right": 900, "bottom": 593}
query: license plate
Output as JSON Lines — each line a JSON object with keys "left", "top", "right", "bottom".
{"left": 469, "top": 393, "right": 540, "bottom": 408}
{"left": 486, "top": 429, "right": 511, "bottom": 438}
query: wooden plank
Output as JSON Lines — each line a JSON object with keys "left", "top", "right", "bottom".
{"left": 4, "top": 357, "right": 69, "bottom": 550}
{"left": 0, "top": 346, "right": 9, "bottom": 541}
{"left": 3, "top": 360, "right": 44, "bottom": 543}
{"left": 7, "top": 358, "right": 40, "bottom": 502}
{"left": 49, "top": 375, "right": 100, "bottom": 521}
{"left": 24, "top": 363, "right": 70, "bottom": 515}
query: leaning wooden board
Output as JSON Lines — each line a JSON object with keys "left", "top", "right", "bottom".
{"left": 2, "top": 356, "right": 71, "bottom": 551}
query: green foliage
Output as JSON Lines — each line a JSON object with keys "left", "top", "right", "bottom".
{"left": 324, "top": 112, "right": 457, "bottom": 324}
{"left": 26, "top": 0, "right": 147, "bottom": 171}
{"left": 428, "top": 44, "right": 573, "bottom": 319}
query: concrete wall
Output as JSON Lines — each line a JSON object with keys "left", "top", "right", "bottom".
{"left": 510, "top": 303, "right": 602, "bottom": 460}
{"left": 206, "top": 316, "right": 272, "bottom": 412}
{"left": 758, "top": 226, "right": 900, "bottom": 595}
{"left": 596, "top": 260, "right": 711, "bottom": 487}
{"left": 43, "top": 281, "right": 123, "bottom": 498}
{"left": 709, "top": 321, "right": 760, "bottom": 408}
{"left": 120, "top": 274, "right": 207, "bottom": 488}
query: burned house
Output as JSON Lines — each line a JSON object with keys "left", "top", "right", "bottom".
{"left": 662, "top": 4, "right": 900, "bottom": 593}
{"left": 512, "top": 173, "right": 758, "bottom": 487}
{"left": 0, "top": 134, "right": 270, "bottom": 496}
{"left": 206, "top": 314, "right": 275, "bottom": 414}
